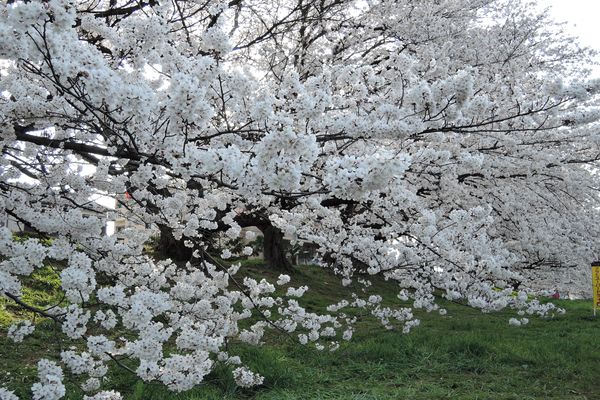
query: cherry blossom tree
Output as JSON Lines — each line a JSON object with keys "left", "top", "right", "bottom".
{"left": 1, "top": 0, "right": 600, "bottom": 397}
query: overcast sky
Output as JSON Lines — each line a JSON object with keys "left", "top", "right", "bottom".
{"left": 539, "top": 0, "right": 600, "bottom": 76}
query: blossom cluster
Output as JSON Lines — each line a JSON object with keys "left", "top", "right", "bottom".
{"left": 1, "top": 0, "right": 599, "bottom": 398}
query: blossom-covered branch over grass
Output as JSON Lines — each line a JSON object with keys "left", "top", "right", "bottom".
{"left": 1, "top": 0, "right": 599, "bottom": 397}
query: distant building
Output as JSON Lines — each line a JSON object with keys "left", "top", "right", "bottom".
{"left": 109, "top": 193, "right": 156, "bottom": 241}
{"left": 0, "top": 213, "right": 32, "bottom": 233}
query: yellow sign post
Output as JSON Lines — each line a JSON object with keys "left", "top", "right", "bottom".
{"left": 592, "top": 262, "right": 600, "bottom": 317}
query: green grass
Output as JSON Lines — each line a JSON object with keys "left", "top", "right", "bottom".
{"left": 0, "top": 264, "right": 63, "bottom": 325}
{"left": 1, "top": 262, "right": 599, "bottom": 399}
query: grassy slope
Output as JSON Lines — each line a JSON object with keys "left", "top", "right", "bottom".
{"left": 1, "top": 262, "right": 599, "bottom": 400}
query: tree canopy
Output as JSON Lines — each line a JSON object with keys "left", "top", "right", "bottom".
{"left": 1, "top": 0, "right": 600, "bottom": 398}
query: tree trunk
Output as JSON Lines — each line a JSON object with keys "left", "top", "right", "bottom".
{"left": 157, "top": 224, "right": 194, "bottom": 262}
{"left": 235, "top": 213, "right": 293, "bottom": 271}
{"left": 260, "top": 224, "right": 293, "bottom": 271}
